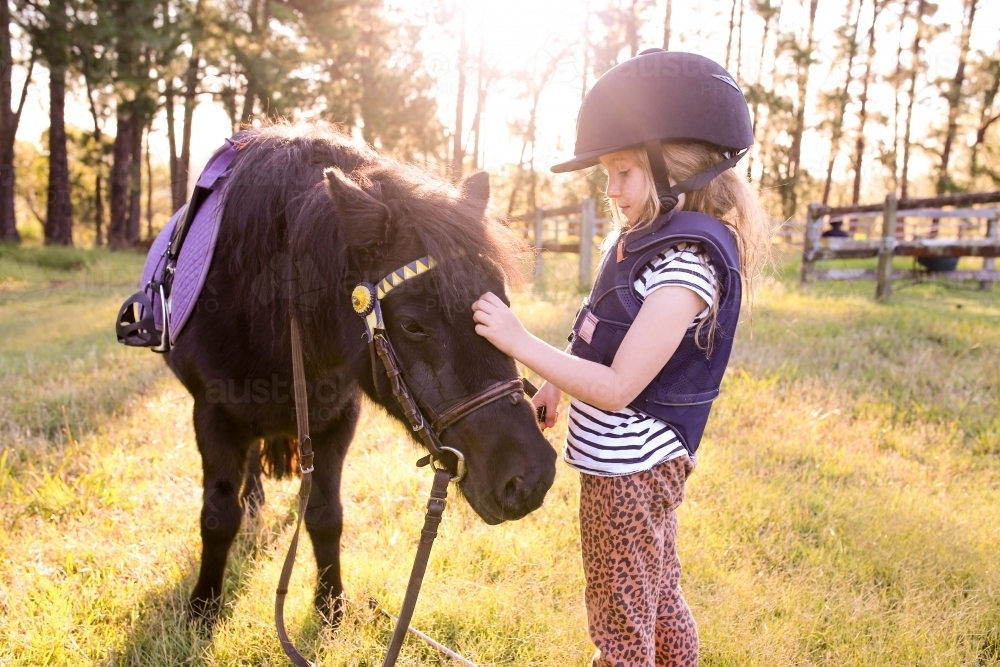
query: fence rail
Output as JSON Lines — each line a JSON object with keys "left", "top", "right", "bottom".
{"left": 800, "top": 190, "right": 1000, "bottom": 299}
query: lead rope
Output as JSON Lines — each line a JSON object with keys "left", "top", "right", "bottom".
{"left": 275, "top": 313, "right": 316, "bottom": 667}
{"left": 276, "top": 315, "right": 467, "bottom": 667}
{"left": 380, "top": 466, "right": 453, "bottom": 667}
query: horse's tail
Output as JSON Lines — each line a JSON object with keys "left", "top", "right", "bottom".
{"left": 260, "top": 437, "right": 300, "bottom": 479}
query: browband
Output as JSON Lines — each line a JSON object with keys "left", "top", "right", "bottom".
{"left": 352, "top": 255, "right": 438, "bottom": 341}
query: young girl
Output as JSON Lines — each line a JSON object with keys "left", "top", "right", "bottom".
{"left": 472, "top": 49, "right": 771, "bottom": 666}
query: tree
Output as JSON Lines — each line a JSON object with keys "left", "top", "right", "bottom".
{"left": 744, "top": 0, "right": 780, "bottom": 183}
{"left": 936, "top": 0, "right": 979, "bottom": 195}
{"left": 819, "top": 0, "right": 862, "bottom": 204}
{"left": 661, "top": 0, "right": 672, "bottom": 50}
{"left": 100, "top": 0, "right": 170, "bottom": 249}
{"left": 42, "top": 0, "right": 73, "bottom": 245}
{"left": 1, "top": 0, "right": 34, "bottom": 243}
{"left": 163, "top": 0, "right": 207, "bottom": 213}
{"left": 899, "top": 0, "right": 935, "bottom": 199}
{"left": 969, "top": 51, "right": 1000, "bottom": 186}
{"left": 80, "top": 38, "right": 112, "bottom": 245}
{"left": 14, "top": 0, "right": 75, "bottom": 245}
{"left": 850, "top": 0, "right": 888, "bottom": 205}
{"left": 779, "top": 0, "right": 818, "bottom": 219}
{"left": 450, "top": 2, "right": 467, "bottom": 181}
{"left": 505, "top": 49, "right": 566, "bottom": 216}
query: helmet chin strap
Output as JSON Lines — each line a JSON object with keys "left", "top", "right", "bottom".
{"left": 643, "top": 139, "right": 750, "bottom": 213}
{"left": 644, "top": 140, "right": 679, "bottom": 213}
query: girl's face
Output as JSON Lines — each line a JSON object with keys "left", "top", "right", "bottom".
{"left": 599, "top": 151, "right": 649, "bottom": 226}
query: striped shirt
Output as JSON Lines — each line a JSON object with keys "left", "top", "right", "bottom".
{"left": 564, "top": 243, "right": 718, "bottom": 476}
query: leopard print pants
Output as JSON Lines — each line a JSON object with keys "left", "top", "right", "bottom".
{"left": 580, "top": 455, "right": 698, "bottom": 667}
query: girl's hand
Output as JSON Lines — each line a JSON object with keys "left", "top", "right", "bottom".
{"left": 471, "top": 292, "right": 530, "bottom": 357}
{"left": 532, "top": 381, "right": 562, "bottom": 430}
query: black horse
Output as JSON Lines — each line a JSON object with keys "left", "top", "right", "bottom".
{"left": 164, "top": 123, "right": 556, "bottom": 625}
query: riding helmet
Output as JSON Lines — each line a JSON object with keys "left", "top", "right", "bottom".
{"left": 551, "top": 49, "right": 753, "bottom": 208}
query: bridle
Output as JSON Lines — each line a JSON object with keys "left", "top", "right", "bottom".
{"left": 276, "top": 254, "right": 536, "bottom": 667}
{"left": 350, "top": 254, "right": 532, "bottom": 481}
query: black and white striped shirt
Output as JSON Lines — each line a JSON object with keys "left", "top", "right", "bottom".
{"left": 564, "top": 243, "right": 717, "bottom": 476}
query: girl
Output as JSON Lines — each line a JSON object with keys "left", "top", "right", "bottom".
{"left": 472, "top": 49, "right": 771, "bottom": 666}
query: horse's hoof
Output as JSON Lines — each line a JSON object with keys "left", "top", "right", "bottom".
{"left": 188, "top": 595, "right": 222, "bottom": 631}
{"left": 316, "top": 593, "right": 345, "bottom": 629}
{"left": 241, "top": 485, "right": 265, "bottom": 518}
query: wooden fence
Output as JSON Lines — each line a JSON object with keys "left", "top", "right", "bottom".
{"left": 511, "top": 199, "right": 812, "bottom": 290}
{"left": 800, "top": 191, "right": 1000, "bottom": 300}
{"left": 508, "top": 199, "right": 612, "bottom": 291}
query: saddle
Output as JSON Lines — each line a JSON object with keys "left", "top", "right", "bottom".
{"left": 116, "top": 134, "right": 245, "bottom": 351}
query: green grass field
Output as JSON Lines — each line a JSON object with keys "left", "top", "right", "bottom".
{"left": 1, "top": 245, "right": 998, "bottom": 666}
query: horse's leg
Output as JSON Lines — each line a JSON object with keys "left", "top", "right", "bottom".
{"left": 305, "top": 402, "right": 359, "bottom": 626}
{"left": 241, "top": 440, "right": 265, "bottom": 518}
{"left": 189, "top": 400, "right": 256, "bottom": 623}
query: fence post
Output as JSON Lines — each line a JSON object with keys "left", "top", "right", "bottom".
{"left": 533, "top": 207, "right": 545, "bottom": 281}
{"left": 982, "top": 213, "right": 998, "bottom": 290}
{"left": 800, "top": 203, "right": 821, "bottom": 286}
{"left": 579, "top": 198, "right": 595, "bottom": 292}
{"left": 875, "top": 193, "right": 898, "bottom": 301}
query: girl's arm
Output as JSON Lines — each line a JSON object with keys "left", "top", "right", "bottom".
{"left": 472, "top": 287, "right": 706, "bottom": 412}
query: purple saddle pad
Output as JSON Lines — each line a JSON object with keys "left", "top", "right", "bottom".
{"left": 140, "top": 135, "right": 242, "bottom": 346}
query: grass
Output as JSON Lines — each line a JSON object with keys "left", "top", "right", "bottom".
{"left": 1, "top": 246, "right": 998, "bottom": 666}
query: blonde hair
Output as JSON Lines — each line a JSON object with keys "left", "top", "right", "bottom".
{"left": 602, "top": 143, "right": 773, "bottom": 349}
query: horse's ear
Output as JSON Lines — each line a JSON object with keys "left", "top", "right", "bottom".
{"left": 324, "top": 166, "right": 389, "bottom": 248}
{"left": 460, "top": 171, "right": 490, "bottom": 215}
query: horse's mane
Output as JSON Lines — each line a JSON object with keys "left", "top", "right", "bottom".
{"left": 219, "top": 122, "right": 527, "bottom": 334}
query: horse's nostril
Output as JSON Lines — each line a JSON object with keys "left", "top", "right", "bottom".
{"left": 502, "top": 474, "right": 528, "bottom": 508}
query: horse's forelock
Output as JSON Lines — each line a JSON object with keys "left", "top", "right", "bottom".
{"left": 360, "top": 163, "right": 526, "bottom": 314}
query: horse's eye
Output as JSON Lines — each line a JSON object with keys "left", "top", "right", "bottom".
{"left": 399, "top": 317, "right": 428, "bottom": 339}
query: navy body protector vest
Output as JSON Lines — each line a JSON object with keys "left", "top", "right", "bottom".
{"left": 568, "top": 210, "right": 743, "bottom": 455}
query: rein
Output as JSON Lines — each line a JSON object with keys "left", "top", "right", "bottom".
{"left": 275, "top": 255, "right": 536, "bottom": 667}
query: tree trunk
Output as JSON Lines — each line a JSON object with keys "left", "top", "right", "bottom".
{"left": 900, "top": 0, "right": 926, "bottom": 200}
{"left": 145, "top": 127, "right": 154, "bottom": 242}
{"left": 726, "top": 0, "right": 738, "bottom": 70}
{"left": 890, "top": 0, "right": 910, "bottom": 194}
{"left": 781, "top": 0, "right": 818, "bottom": 220}
{"left": 735, "top": 0, "right": 744, "bottom": 80}
{"left": 165, "top": 77, "right": 181, "bottom": 211}
{"left": 626, "top": 0, "right": 639, "bottom": 58}
{"left": 127, "top": 110, "right": 144, "bottom": 245}
{"left": 582, "top": 0, "right": 591, "bottom": 102}
{"left": 178, "top": 52, "right": 200, "bottom": 208}
{"left": 94, "top": 173, "right": 104, "bottom": 247}
{"left": 937, "top": 0, "right": 978, "bottom": 195}
{"left": 83, "top": 68, "right": 104, "bottom": 247}
{"left": 851, "top": 0, "right": 886, "bottom": 205}
{"left": 108, "top": 104, "right": 132, "bottom": 249}
{"left": 45, "top": 60, "right": 74, "bottom": 246}
{"left": 822, "top": 0, "right": 864, "bottom": 204}
{"left": 746, "top": 1, "right": 780, "bottom": 183}
{"left": 0, "top": 0, "right": 29, "bottom": 244}
{"left": 662, "top": 0, "right": 672, "bottom": 50}
{"left": 470, "top": 37, "right": 485, "bottom": 171}
{"left": 451, "top": 5, "right": 467, "bottom": 181}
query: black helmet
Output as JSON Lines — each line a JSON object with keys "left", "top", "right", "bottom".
{"left": 552, "top": 49, "right": 753, "bottom": 210}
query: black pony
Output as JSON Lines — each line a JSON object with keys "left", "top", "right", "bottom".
{"left": 164, "top": 123, "right": 556, "bottom": 624}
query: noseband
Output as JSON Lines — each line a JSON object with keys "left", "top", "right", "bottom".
{"left": 351, "top": 254, "right": 535, "bottom": 481}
